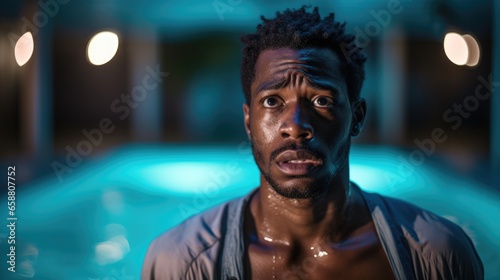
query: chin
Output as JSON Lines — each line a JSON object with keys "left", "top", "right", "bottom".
{"left": 269, "top": 177, "right": 329, "bottom": 199}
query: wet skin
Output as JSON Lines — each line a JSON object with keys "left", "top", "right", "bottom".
{"left": 242, "top": 47, "right": 395, "bottom": 279}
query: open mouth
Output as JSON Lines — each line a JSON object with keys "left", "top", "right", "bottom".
{"left": 275, "top": 149, "right": 323, "bottom": 175}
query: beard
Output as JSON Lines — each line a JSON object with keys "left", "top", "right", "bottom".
{"left": 251, "top": 139, "right": 351, "bottom": 199}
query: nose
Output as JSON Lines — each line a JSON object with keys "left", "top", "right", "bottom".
{"left": 279, "top": 101, "right": 314, "bottom": 140}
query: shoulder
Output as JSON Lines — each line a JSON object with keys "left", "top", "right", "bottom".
{"left": 376, "top": 194, "right": 468, "bottom": 251}
{"left": 366, "top": 192, "right": 472, "bottom": 253}
{"left": 362, "top": 190, "right": 484, "bottom": 279}
{"left": 141, "top": 195, "right": 247, "bottom": 280}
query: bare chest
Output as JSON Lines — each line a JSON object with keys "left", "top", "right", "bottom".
{"left": 245, "top": 237, "right": 395, "bottom": 280}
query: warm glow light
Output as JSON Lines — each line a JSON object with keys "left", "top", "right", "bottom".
{"left": 87, "top": 31, "right": 119, "bottom": 66}
{"left": 14, "top": 32, "right": 34, "bottom": 66}
{"left": 462, "top": 34, "right": 480, "bottom": 67}
{"left": 444, "top": 32, "right": 468, "bottom": 66}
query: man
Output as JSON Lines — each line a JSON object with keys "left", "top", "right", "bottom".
{"left": 142, "top": 6, "right": 483, "bottom": 280}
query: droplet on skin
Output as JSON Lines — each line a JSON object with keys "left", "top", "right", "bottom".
{"left": 272, "top": 254, "right": 276, "bottom": 279}
{"left": 318, "top": 251, "right": 328, "bottom": 257}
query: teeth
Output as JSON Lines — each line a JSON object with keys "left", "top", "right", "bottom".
{"left": 288, "top": 160, "right": 308, "bottom": 163}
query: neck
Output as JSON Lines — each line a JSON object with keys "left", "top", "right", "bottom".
{"left": 249, "top": 165, "right": 367, "bottom": 249}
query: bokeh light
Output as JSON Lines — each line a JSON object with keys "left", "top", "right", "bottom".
{"left": 444, "top": 32, "right": 468, "bottom": 65}
{"left": 462, "top": 34, "right": 480, "bottom": 66}
{"left": 86, "top": 31, "right": 119, "bottom": 66}
{"left": 14, "top": 31, "right": 34, "bottom": 66}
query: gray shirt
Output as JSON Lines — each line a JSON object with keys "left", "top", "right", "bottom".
{"left": 142, "top": 183, "right": 484, "bottom": 279}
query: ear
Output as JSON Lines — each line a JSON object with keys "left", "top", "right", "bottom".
{"left": 350, "top": 98, "right": 366, "bottom": 137}
{"left": 243, "top": 103, "right": 251, "bottom": 139}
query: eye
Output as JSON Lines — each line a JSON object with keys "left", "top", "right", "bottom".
{"left": 262, "top": 96, "right": 282, "bottom": 108}
{"left": 312, "top": 96, "right": 334, "bottom": 108}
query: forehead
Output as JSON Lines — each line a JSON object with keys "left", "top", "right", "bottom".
{"left": 251, "top": 47, "right": 346, "bottom": 94}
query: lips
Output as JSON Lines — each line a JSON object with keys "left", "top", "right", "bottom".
{"left": 275, "top": 149, "right": 323, "bottom": 176}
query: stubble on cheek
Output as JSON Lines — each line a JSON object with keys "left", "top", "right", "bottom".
{"left": 250, "top": 137, "right": 269, "bottom": 175}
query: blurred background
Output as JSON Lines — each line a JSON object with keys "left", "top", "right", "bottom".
{"left": 0, "top": 0, "right": 499, "bottom": 279}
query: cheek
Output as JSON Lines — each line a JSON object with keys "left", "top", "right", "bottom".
{"left": 251, "top": 114, "right": 280, "bottom": 146}
{"left": 316, "top": 111, "right": 352, "bottom": 146}
{"left": 331, "top": 107, "right": 352, "bottom": 136}
{"left": 335, "top": 116, "right": 352, "bottom": 139}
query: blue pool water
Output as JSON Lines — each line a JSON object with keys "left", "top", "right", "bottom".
{"left": 1, "top": 144, "right": 499, "bottom": 279}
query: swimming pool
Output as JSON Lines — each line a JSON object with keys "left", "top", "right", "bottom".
{"left": 2, "top": 144, "right": 498, "bottom": 279}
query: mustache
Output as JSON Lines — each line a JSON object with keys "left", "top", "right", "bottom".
{"left": 270, "top": 143, "right": 324, "bottom": 162}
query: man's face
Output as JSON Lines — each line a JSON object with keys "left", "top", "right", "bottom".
{"left": 243, "top": 47, "right": 365, "bottom": 199}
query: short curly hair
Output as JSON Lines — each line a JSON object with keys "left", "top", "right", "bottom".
{"left": 240, "top": 6, "right": 366, "bottom": 104}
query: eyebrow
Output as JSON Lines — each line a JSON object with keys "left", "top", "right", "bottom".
{"left": 256, "top": 79, "right": 340, "bottom": 95}
{"left": 256, "top": 80, "right": 287, "bottom": 93}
